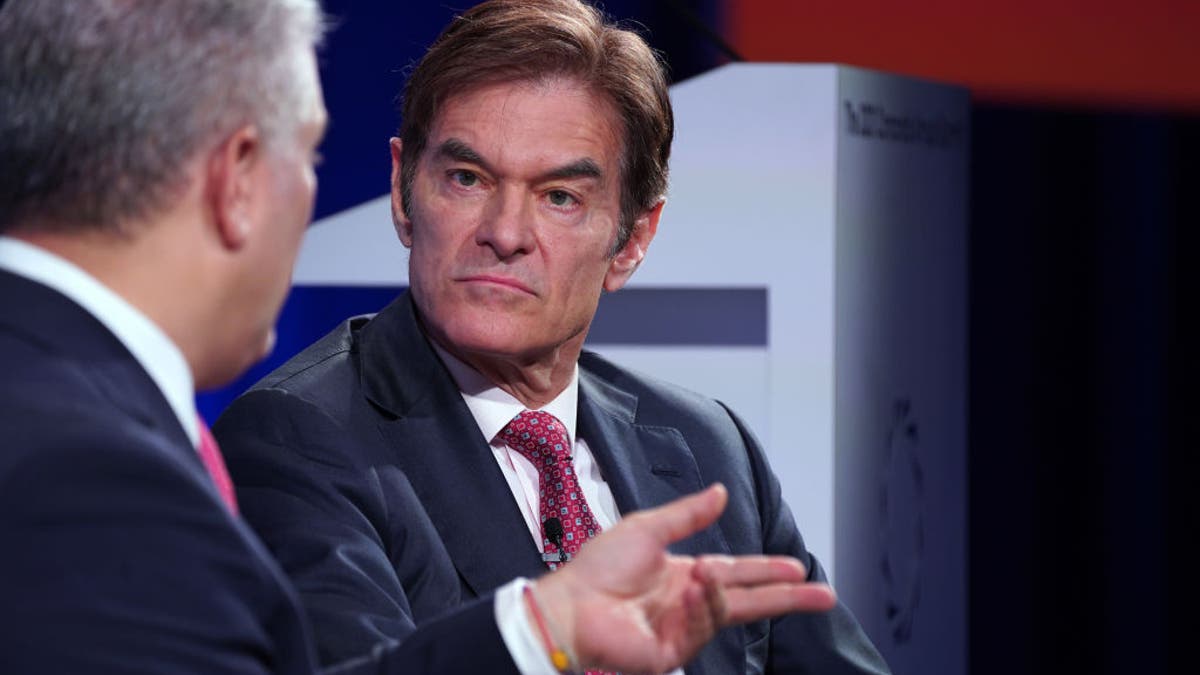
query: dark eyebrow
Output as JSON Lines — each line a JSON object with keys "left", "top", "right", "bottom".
{"left": 541, "top": 158, "right": 603, "bottom": 182}
{"left": 433, "top": 138, "right": 489, "bottom": 171}
{"left": 435, "top": 138, "right": 484, "bottom": 164}
{"left": 433, "top": 137, "right": 603, "bottom": 184}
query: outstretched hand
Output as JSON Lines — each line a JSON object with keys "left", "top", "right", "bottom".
{"left": 531, "top": 484, "right": 837, "bottom": 674}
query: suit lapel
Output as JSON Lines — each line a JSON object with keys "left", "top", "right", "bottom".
{"left": 360, "top": 295, "right": 547, "bottom": 595}
{"left": 577, "top": 363, "right": 732, "bottom": 558}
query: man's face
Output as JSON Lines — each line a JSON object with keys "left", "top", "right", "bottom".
{"left": 222, "top": 44, "right": 327, "bottom": 382}
{"left": 393, "top": 77, "right": 658, "bottom": 368}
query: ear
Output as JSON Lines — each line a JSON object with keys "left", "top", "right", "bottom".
{"left": 206, "top": 124, "right": 263, "bottom": 251}
{"left": 603, "top": 199, "right": 664, "bottom": 292}
{"left": 390, "top": 137, "right": 414, "bottom": 248}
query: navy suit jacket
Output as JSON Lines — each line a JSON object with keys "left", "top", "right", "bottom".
{"left": 215, "top": 292, "right": 890, "bottom": 674}
{"left": 0, "top": 271, "right": 514, "bottom": 674}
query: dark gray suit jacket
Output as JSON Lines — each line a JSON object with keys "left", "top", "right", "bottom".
{"left": 215, "top": 292, "right": 890, "bottom": 674}
{"left": 0, "top": 271, "right": 514, "bottom": 675}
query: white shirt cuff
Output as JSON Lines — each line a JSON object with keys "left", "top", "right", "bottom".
{"left": 495, "top": 578, "right": 561, "bottom": 675}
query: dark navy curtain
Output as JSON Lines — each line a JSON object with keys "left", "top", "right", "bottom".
{"left": 970, "top": 105, "right": 1193, "bottom": 674}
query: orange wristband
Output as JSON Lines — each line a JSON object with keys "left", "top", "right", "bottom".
{"left": 523, "top": 583, "right": 575, "bottom": 672}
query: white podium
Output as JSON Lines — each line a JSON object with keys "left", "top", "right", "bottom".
{"left": 294, "top": 63, "right": 968, "bottom": 675}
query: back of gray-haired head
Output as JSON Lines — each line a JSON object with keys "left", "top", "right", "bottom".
{"left": 0, "top": 0, "right": 325, "bottom": 235}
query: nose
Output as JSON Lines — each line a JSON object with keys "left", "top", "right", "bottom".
{"left": 475, "top": 185, "right": 535, "bottom": 259}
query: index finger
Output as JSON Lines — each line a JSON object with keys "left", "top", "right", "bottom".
{"left": 634, "top": 483, "right": 728, "bottom": 546}
{"left": 693, "top": 554, "right": 809, "bottom": 587}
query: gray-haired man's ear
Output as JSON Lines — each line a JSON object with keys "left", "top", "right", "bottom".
{"left": 208, "top": 124, "right": 263, "bottom": 251}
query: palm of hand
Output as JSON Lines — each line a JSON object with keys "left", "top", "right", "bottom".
{"left": 564, "top": 513, "right": 719, "bottom": 673}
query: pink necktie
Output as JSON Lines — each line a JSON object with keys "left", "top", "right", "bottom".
{"left": 196, "top": 414, "right": 238, "bottom": 515}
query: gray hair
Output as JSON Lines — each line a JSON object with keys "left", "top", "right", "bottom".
{"left": 0, "top": 0, "right": 325, "bottom": 234}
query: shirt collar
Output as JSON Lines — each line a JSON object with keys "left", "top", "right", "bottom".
{"left": 0, "top": 236, "right": 199, "bottom": 447}
{"left": 431, "top": 340, "right": 579, "bottom": 444}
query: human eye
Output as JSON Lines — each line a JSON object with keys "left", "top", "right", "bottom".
{"left": 545, "top": 189, "right": 580, "bottom": 209}
{"left": 449, "top": 169, "right": 480, "bottom": 188}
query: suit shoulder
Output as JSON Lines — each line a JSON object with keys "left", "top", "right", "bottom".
{"left": 3, "top": 389, "right": 182, "bottom": 486}
{"left": 0, "top": 346, "right": 129, "bottom": 471}
{"left": 216, "top": 316, "right": 379, "bottom": 470}
{"left": 0, "top": 324, "right": 93, "bottom": 393}
{"left": 578, "top": 350, "right": 741, "bottom": 430}
{"left": 243, "top": 313, "right": 373, "bottom": 403}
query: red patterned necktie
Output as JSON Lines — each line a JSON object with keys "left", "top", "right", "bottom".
{"left": 499, "top": 410, "right": 602, "bottom": 570}
{"left": 196, "top": 414, "right": 238, "bottom": 515}
{"left": 500, "top": 410, "right": 613, "bottom": 675}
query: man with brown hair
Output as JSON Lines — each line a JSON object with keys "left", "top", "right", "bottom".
{"left": 216, "top": 0, "right": 890, "bottom": 672}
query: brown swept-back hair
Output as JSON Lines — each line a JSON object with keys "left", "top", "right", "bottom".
{"left": 398, "top": 0, "right": 673, "bottom": 253}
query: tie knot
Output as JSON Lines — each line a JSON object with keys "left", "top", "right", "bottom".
{"left": 499, "top": 410, "right": 571, "bottom": 467}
